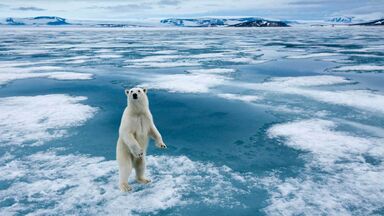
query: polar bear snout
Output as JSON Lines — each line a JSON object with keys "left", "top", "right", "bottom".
{"left": 132, "top": 93, "right": 138, "bottom": 99}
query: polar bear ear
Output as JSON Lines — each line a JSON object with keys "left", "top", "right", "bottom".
{"left": 124, "top": 89, "right": 130, "bottom": 95}
{"left": 142, "top": 87, "right": 147, "bottom": 94}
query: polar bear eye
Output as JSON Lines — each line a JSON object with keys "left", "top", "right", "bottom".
{"left": 130, "top": 90, "right": 133, "bottom": 94}
{"left": 138, "top": 90, "right": 141, "bottom": 93}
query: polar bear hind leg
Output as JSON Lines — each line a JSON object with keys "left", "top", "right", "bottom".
{"left": 134, "top": 158, "right": 151, "bottom": 184}
{"left": 117, "top": 139, "right": 133, "bottom": 192}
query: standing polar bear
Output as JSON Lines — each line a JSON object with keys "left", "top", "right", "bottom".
{"left": 116, "top": 87, "right": 167, "bottom": 192}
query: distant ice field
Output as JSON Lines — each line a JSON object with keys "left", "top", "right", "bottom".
{"left": 0, "top": 27, "right": 383, "bottom": 216}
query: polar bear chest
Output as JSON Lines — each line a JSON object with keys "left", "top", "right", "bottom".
{"left": 130, "top": 115, "right": 151, "bottom": 136}
{"left": 130, "top": 115, "right": 150, "bottom": 148}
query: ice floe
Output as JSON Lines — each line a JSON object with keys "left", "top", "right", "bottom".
{"left": 97, "top": 54, "right": 123, "bottom": 59}
{"left": 186, "top": 68, "right": 235, "bottom": 74}
{"left": 142, "top": 73, "right": 228, "bottom": 93}
{"left": 242, "top": 75, "right": 384, "bottom": 113}
{"left": 264, "top": 119, "right": 384, "bottom": 215}
{"left": 0, "top": 63, "right": 93, "bottom": 85}
{"left": 126, "top": 61, "right": 200, "bottom": 68}
{"left": 287, "top": 53, "right": 338, "bottom": 59}
{"left": 0, "top": 150, "right": 253, "bottom": 215}
{"left": 0, "top": 92, "right": 253, "bottom": 215}
{"left": 0, "top": 94, "right": 97, "bottom": 146}
{"left": 0, "top": 72, "right": 93, "bottom": 85}
{"left": 333, "top": 65, "right": 384, "bottom": 72}
{"left": 217, "top": 93, "right": 261, "bottom": 103}
{"left": 151, "top": 50, "right": 178, "bottom": 55}
{"left": 124, "top": 51, "right": 266, "bottom": 68}
{"left": 141, "top": 67, "right": 236, "bottom": 93}
{"left": 227, "top": 57, "right": 267, "bottom": 64}
{"left": 261, "top": 75, "right": 352, "bottom": 87}
{"left": 126, "top": 55, "right": 180, "bottom": 63}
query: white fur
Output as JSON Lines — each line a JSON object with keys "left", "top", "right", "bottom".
{"left": 116, "top": 87, "right": 166, "bottom": 192}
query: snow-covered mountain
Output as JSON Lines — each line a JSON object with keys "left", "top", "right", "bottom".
{"left": 230, "top": 20, "right": 288, "bottom": 27}
{"left": 160, "top": 17, "right": 289, "bottom": 27}
{"left": 1, "top": 16, "right": 147, "bottom": 27}
{"left": 327, "top": 17, "right": 354, "bottom": 23}
{"left": 2, "top": 16, "right": 382, "bottom": 28}
{"left": 3, "top": 16, "right": 68, "bottom": 25}
{"left": 353, "top": 18, "right": 384, "bottom": 26}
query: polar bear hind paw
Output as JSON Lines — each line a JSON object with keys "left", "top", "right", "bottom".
{"left": 119, "top": 182, "right": 132, "bottom": 192}
{"left": 137, "top": 178, "right": 151, "bottom": 184}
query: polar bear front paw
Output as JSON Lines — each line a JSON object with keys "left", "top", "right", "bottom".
{"left": 133, "top": 149, "right": 144, "bottom": 159}
{"left": 119, "top": 182, "right": 132, "bottom": 192}
{"left": 136, "top": 178, "right": 151, "bottom": 184}
{"left": 156, "top": 142, "right": 167, "bottom": 149}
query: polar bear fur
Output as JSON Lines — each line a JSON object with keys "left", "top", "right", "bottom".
{"left": 116, "top": 87, "right": 166, "bottom": 192}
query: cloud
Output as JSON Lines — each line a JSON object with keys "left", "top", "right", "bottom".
{"left": 87, "top": 3, "right": 152, "bottom": 12}
{"left": 0, "top": 0, "right": 382, "bottom": 20}
{"left": 158, "top": 0, "right": 181, "bottom": 5}
{"left": 13, "top": 6, "right": 45, "bottom": 11}
{"left": 288, "top": 0, "right": 326, "bottom": 5}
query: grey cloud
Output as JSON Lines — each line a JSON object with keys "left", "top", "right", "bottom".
{"left": 13, "top": 6, "right": 45, "bottom": 11}
{"left": 289, "top": 0, "right": 329, "bottom": 5}
{"left": 87, "top": 3, "right": 152, "bottom": 12}
{"left": 158, "top": 0, "right": 181, "bottom": 5}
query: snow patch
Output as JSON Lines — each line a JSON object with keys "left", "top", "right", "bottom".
{"left": 0, "top": 63, "right": 93, "bottom": 85}
{"left": 287, "top": 53, "right": 338, "bottom": 59}
{"left": 218, "top": 93, "right": 261, "bottom": 103}
{"left": 128, "top": 61, "right": 200, "bottom": 68}
{"left": 142, "top": 73, "right": 228, "bottom": 93}
{"left": 142, "top": 67, "right": 236, "bottom": 93}
{"left": 0, "top": 150, "right": 251, "bottom": 215}
{"left": 97, "top": 54, "right": 123, "bottom": 59}
{"left": 0, "top": 94, "right": 97, "bottom": 146}
{"left": 186, "top": 68, "right": 235, "bottom": 74}
{"left": 264, "top": 119, "right": 384, "bottom": 215}
{"left": 0, "top": 71, "right": 93, "bottom": 85}
{"left": 227, "top": 57, "right": 267, "bottom": 64}
{"left": 333, "top": 65, "right": 384, "bottom": 72}
{"left": 241, "top": 75, "right": 384, "bottom": 113}
{"left": 45, "top": 72, "right": 93, "bottom": 80}
{"left": 264, "top": 75, "right": 352, "bottom": 87}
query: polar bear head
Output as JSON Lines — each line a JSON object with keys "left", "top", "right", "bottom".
{"left": 125, "top": 87, "right": 149, "bottom": 110}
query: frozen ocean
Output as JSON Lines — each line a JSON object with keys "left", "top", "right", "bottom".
{"left": 0, "top": 26, "right": 383, "bottom": 215}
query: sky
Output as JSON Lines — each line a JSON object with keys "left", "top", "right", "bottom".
{"left": 0, "top": 0, "right": 383, "bottom": 21}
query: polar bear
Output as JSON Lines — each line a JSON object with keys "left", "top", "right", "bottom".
{"left": 116, "top": 87, "right": 167, "bottom": 192}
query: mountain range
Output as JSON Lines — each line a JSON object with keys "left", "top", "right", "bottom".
{"left": 4, "top": 16, "right": 68, "bottom": 25}
{"left": 352, "top": 18, "right": 384, "bottom": 26}
{"left": 160, "top": 17, "right": 289, "bottom": 27}
{"left": 1, "top": 16, "right": 383, "bottom": 27}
